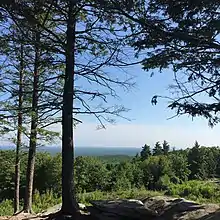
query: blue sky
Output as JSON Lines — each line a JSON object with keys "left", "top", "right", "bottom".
{"left": 74, "top": 64, "right": 220, "bottom": 149}
{"left": 1, "top": 16, "right": 219, "bottom": 150}
{"left": 1, "top": 64, "right": 219, "bottom": 149}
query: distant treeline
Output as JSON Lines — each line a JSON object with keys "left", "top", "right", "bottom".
{"left": 1, "top": 140, "right": 220, "bottom": 202}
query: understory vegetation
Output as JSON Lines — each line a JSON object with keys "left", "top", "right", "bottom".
{"left": 1, "top": 141, "right": 220, "bottom": 215}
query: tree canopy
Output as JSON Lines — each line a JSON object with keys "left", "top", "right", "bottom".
{"left": 123, "top": 0, "right": 220, "bottom": 126}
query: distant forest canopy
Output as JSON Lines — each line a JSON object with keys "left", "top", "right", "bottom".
{"left": 0, "top": 140, "right": 217, "bottom": 157}
{"left": 1, "top": 140, "right": 220, "bottom": 202}
{"left": 0, "top": 146, "right": 141, "bottom": 157}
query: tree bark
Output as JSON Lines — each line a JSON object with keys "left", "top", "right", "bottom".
{"left": 61, "top": 0, "right": 79, "bottom": 216}
{"left": 14, "top": 43, "right": 24, "bottom": 214}
{"left": 23, "top": 31, "right": 40, "bottom": 213}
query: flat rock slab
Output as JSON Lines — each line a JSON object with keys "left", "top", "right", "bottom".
{"left": 143, "top": 196, "right": 201, "bottom": 215}
{"left": 41, "top": 204, "right": 62, "bottom": 215}
{"left": 90, "top": 199, "right": 158, "bottom": 219}
{"left": 41, "top": 203, "right": 87, "bottom": 216}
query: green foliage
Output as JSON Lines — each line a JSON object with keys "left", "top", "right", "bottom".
{"left": 77, "top": 188, "right": 163, "bottom": 205}
{"left": 162, "top": 140, "right": 170, "bottom": 155}
{"left": 0, "top": 191, "right": 61, "bottom": 215}
{"left": 0, "top": 150, "right": 27, "bottom": 201}
{"left": 156, "top": 174, "right": 171, "bottom": 190}
{"left": 34, "top": 153, "right": 62, "bottom": 194}
{"left": 129, "top": 0, "right": 220, "bottom": 125}
{"left": 1, "top": 142, "right": 220, "bottom": 216}
{"left": 132, "top": 162, "right": 144, "bottom": 188}
{"left": 0, "top": 199, "right": 13, "bottom": 216}
{"left": 166, "top": 180, "right": 220, "bottom": 203}
{"left": 187, "top": 142, "right": 219, "bottom": 180}
{"left": 32, "top": 190, "right": 61, "bottom": 213}
{"left": 169, "top": 153, "right": 190, "bottom": 182}
{"left": 97, "top": 155, "right": 132, "bottom": 164}
{"left": 141, "top": 155, "right": 174, "bottom": 190}
{"left": 75, "top": 156, "right": 110, "bottom": 193}
{"left": 0, "top": 150, "right": 15, "bottom": 200}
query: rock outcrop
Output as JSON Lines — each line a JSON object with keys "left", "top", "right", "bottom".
{"left": 89, "top": 199, "right": 158, "bottom": 220}
{"left": 41, "top": 203, "right": 87, "bottom": 216}
{"left": 39, "top": 196, "right": 220, "bottom": 220}
{"left": 88, "top": 196, "right": 220, "bottom": 220}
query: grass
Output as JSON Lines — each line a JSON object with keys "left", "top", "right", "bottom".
{"left": 0, "top": 191, "right": 61, "bottom": 216}
{"left": 77, "top": 188, "right": 163, "bottom": 205}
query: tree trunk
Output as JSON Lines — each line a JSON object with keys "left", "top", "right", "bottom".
{"left": 14, "top": 43, "right": 24, "bottom": 214}
{"left": 61, "top": 0, "right": 79, "bottom": 216}
{"left": 23, "top": 31, "right": 40, "bottom": 213}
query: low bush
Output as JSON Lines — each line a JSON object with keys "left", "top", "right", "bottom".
{"left": 166, "top": 180, "right": 220, "bottom": 203}
{"left": 2, "top": 182, "right": 220, "bottom": 217}
{"left": 32, "top": 190, "right": 61, "bottom": 213}
{"left": 77, "top": 188, "right": 163, "bottom": 205}
{"left": 0, "top": 200, "right": 13, "bottom": 216}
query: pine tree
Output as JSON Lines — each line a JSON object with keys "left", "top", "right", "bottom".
{"left": 120, "top": 0, "right": 220, "bottom": 126}
{"left": 162, "top": 140, "right": 170, "bottom": 155}
{"left": 140, "top": 144, "right": 151, "bottom": 161}
{"left": 153, "top": 142, "right": 163, "bottom": 156}
{"left": 14, "top": 41, "right": 24, "bottom": 214}
{"left": 0, "top": 2, "right": 62, "bottom": 212}
{"left": 0, "top": 22, "right": 28, "bottom": 213}
{"left": 1, "top": 0, "right": 139, "bottom": 215}
{"left": 188, "top": 141, "right": 201, "bottom": 179}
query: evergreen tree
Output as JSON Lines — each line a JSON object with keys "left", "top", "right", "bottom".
{"left": 188, "top": 141, "right": 200, "bottom": 179}
{"left": 122, "top": 0, "right": 220, "bottom": 126}
{"left": 169, "top": 154, "right": 190, "bottom": 182}
{"left": 14, "top": 40, "right": 24, "bottom": 214}
{"left": 206, "top": 147, "right": 219, "bottom": 178}
{"left": 0, "top": 1, "right": 163, "bottom": 215}
{"left": 153, "top": 142, "right": 163, "bottom": 156}
{"left": 188, "top": 141, "right": 209, "bottom": 179}
{"left": 162, "top": 140, "right": 170, "bottom": 155}
{"left": 0, "top": 23, "right": 29, "bottom": 213}
{"left": 140, "top": 144, "right": 151, "bottom": 161}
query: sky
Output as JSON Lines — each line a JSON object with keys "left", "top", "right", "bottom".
{"left": 73, "top": 64, "right": 220, "bottom": 149}
{"left": 1, "top": 63, "right": 219, "bottom": 149}
{"left": 0, "top": 12, "right": 219, "bottom": 150}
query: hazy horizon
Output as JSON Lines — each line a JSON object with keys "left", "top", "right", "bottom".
{"left": 0, "top": 145, "right": 142, "bottom": 156}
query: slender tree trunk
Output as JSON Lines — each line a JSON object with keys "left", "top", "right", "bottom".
{"left": 61, "top": 0, "right": 79, "bottom": 216}
{"left": 23, "top": 31, "right": 40, "bottom": 213}
{"left": 14, "top": 43, "right": 24, "bottom": 214}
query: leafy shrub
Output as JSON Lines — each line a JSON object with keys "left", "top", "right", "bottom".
{"left": 77, "top": 189, "right": 163, "bottom": 205}
{"left": 166, "top": 180, "right": 220, "bottom": 202}
{"left": 156, "top": 174, "right": 171, "bottom": 190}
{"left": 32, "top": 190, "right": 61, "bottom": 213}
{"left": 0, "top": 199, "right": 13, "bottom": 216}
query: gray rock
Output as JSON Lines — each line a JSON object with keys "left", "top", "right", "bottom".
{"left": 90, "top": 196, "right": 220, "bottom": 220}
{"left": 41, "top": 203, "right": 62, "bottom": 215}
{"left": 90, "top": 199, "right": 158, "bottom": 220}
{"left": 40, "top": 202, "right": 87, "bottom": 216}
{"left": 128, "top": 199, "right": 144, "bottom": 205}
{"left": 143, "top": 196, "right": 201, "bottom": 215}
{"left": 79, "top": 203, "right": 87, "bottom": 211}
{"left": 40, "top": 196, "right": 220, "bottom": 220}
{"left": 142, "top": 196, "right": 220, "bottom": 220}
